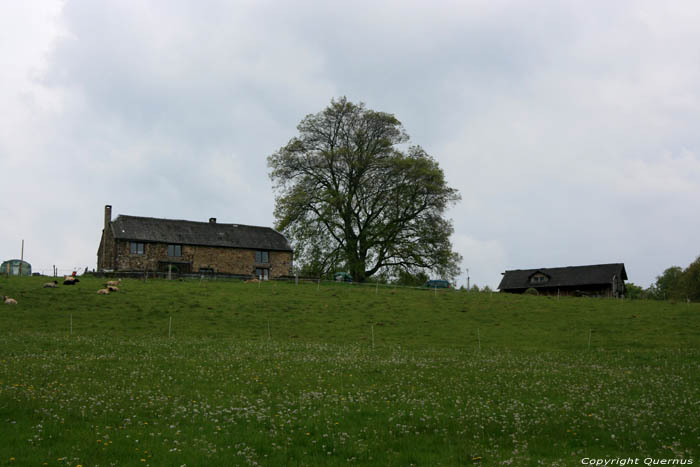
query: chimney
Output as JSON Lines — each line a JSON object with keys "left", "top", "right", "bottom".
{"left": 100, "top": 204, "right": 113, "bottom": 272}
{"left": 105, "top": 205, "right": 112, "bottom": 231}
{"left": 209, "top": 217, "right": 216, "bottom": 224}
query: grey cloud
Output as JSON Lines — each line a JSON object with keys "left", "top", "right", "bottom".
{"left": 1, "top": 0, "right": 699, "bottom": 287}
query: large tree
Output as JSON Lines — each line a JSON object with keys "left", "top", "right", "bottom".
{"left": 268, "top": 97, "right": 462, "bottom": 282}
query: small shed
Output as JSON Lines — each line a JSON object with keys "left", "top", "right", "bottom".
{"left": 1, "top": 259, "right": 32, "bottom": 276}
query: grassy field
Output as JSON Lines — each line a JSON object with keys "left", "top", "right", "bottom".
{"left": 0, "top": 275, "right": 698, "bottom": 466}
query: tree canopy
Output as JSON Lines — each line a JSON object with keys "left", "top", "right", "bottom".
{"left": 647, "top": 266, "right": 683, "bottom": 300}
{"left": 644, "top": 256, "right": 700, "bottom": 301}
{"left": 268, "top": 97, "right": 462, "bottom": 282}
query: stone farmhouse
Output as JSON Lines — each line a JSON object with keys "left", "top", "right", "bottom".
{"left": 498, "top": 263, "right": 627, "bottom": 298}
{"left": 97, "top": 205, "right": 293, "bottom": 279}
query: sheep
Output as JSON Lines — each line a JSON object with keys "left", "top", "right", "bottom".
{"left": 97, "top": 288, "right": 110, "bottom": 295}
{"left": 43, "top": 280, "right": 58, "bottom": 288}
{"left": 107, "top": 285, "right": 119, "bottom": 292}
{"left": 245, "top": 278, "right": 260, "bottom": 283}
{"left": 63, "top": 277, "right": 80, "bottom": 285}
{"left": 3, "top": 296, "right": 17, "bottom": 305}
{"left": 105, "top": 279, "right": 121, "bottom": 287}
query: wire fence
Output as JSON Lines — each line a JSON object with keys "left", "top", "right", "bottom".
{"left": 20, "top": 268, "right": 464, "bottom": 295}
{"left": 83, "top": 270, "right": 462, "bottom": 293}
{"left": 12, "top": 268, "right": 658, "bottom": 302}
{"left": 29, "top": 267, "right": 91, "bottom": 277}
{"left": 12, "top": 269, "right": 636, "bottom": 299}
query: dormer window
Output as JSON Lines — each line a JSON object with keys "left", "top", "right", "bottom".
{"left": 530, "top": 273, "right": 549, "bottom": 284}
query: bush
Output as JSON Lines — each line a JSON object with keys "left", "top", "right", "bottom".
{"left": 524, "top": 287, "right": 539, "bottom": 296}
{"left": 394, "top": 270, "right": 429, "bottom": 287}
{"left": 625, "top": 283, "right": 648, "bottom": 300}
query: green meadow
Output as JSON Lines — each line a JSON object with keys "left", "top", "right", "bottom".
{"left": 0, "top": 275, "right": 698, "bottom": 466}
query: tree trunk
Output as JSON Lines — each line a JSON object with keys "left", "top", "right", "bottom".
{"left": 347, "top": 251, "right": 366, "bottom": 283}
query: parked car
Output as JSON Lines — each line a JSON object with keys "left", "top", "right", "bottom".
{"left": 424, "top": 279, "right": 450, "bottom": 289}
{"left": 334, "top": 272, "right": 353, "bottom": 282}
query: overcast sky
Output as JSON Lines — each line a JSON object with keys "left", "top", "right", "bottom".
{"left": 2, "top": 0, "right": 699, "bottom": 288}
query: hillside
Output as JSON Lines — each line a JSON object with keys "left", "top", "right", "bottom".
{"left": 0, "top": 275, "right": 698, "bottom": 350}
{"left": 0, "top": 276, "right": 698, "bottom": 465}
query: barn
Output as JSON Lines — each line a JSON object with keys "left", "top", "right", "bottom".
{"left": 97, "top": 205, "right": 293, "bottom": 279}
{"left": 498, "top": 263, "right": 627, "bottom": 298}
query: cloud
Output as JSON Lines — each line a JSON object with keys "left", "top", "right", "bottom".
{"left": 1, "top": 0, "right": 699, "bottom": 286}
{"left": 452, "top": 234, "right": 508, "bottom": 289}
{"left": 610, "top": 150, "right": 700, "bottom": 197}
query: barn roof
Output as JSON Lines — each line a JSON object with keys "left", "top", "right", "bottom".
{"left": 109, "top": 215, "right": 293, "bottom": 252}
{"left": 498, "top": 263, "right": 627, "bottom": 291}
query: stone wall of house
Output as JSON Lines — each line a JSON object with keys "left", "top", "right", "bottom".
{"left": 97, "top": 236, "right": 105, "bottom": 270}
{"left": 112, "top": 240, "right": 293, "bottom": 277}
{"left": 97, "top": 229, "right": 117, "bottom": 271}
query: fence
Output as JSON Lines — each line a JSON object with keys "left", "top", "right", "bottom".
{"left": 58, "top": 269, "right": 467, "bottom": 294}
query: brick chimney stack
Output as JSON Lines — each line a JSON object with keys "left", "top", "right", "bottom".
{"left": 105, "top": 205, "right": 112, "bottom": 232}
{"left": 99, "top": 205, "right": 113, "bottom": 271}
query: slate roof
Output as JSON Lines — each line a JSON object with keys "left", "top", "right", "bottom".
{"left": 498, "top": 263, "right": 627, "bottom": 291}
{"left": 109, "top": 215, "right": 292, "bottom": 252}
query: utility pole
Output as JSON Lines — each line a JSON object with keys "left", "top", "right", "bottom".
{"left": 19, "top": 240, "right": 24, "bottom": 276}
{"left": 466, "top": 268, "right": 470, "bottom": 290}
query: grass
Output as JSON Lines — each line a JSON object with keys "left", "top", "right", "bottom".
{"left": 0, "top": 275, "right": 698, "bottom": 465}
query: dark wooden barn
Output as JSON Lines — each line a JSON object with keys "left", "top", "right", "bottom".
{"left": 498, "top": 263, "right": 627, "bottom": 298}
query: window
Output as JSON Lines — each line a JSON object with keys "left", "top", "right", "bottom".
{"left": 168, "top": 244, "right": 182, "bottom": 257}
{"left": 255, "top": 268, "right": 269, "bottom": 280}
{"left": 255, "top": 250, "right": 269, "bottom": 263}
{"left": 130, "top": 242, "right": 145, "bottom": 255}
{"left": 530, "top": 273, "right": 548, "bottom": 284}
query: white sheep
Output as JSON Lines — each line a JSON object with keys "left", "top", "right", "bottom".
{"left": 107, "top": 285, "right": 119, "bottom": 292}
{"left": 43, "top": 280, "right": 58, "bottom": 288}
{"left": 97, "top": 288, "right": 110, "bottom": 295}
{"left": 105, "top": 279, "right": 121, "bottom": 287}
{"left": 3, "top": 296, "right": 17, "bottom": 305}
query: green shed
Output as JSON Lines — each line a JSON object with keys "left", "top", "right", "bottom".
{"left": 1, "top": 259, "right": 32, "bottom": 276}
